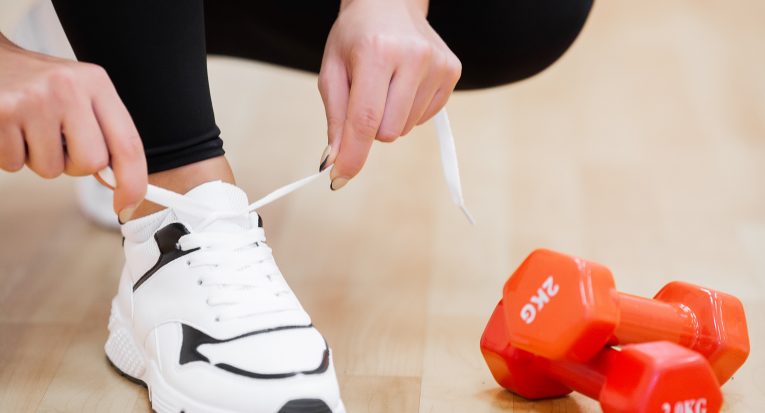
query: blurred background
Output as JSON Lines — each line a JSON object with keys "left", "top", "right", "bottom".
{"left": 1, "top": 0, "right": 763, "bottom": 412}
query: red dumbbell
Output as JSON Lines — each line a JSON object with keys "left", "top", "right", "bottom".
{"left": 502, "top": 249, "right": 749, "bottom": 384}
{"left": 481, "top": 300, "right": 723, "bottom": 413}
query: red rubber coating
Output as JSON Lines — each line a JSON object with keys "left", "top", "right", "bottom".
{"left": 481, "top": 300, "right": 724, "bottom": 413}
{"left": 502, "top": 249, "right": 750, "bottom": 384}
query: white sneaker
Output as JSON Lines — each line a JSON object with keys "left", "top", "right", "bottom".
{"left": 105, "top": 177, "right": 344, "bottom": 413}
{"left": 99, "top": 107, "right": 472, "bottom": 413}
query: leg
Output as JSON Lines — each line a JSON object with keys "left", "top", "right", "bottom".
{"left": 429, "top": 0, "right": 595, "bottom": 89}
{"left": 201, "top": 0, "right": 593, "bottom": 90}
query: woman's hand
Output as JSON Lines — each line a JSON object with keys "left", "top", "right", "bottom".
{"left": 0, "top": 34, "right": 146, "bottom": 214}
{"left": 318, "top": 0, "right": 461, "bottom": 190}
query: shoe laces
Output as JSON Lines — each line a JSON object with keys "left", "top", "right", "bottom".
{"left": 180, "top": 224, "right": 293, "bottom": 322}
{"left": 100, "top": 108, "right": 473, "bottom": 321}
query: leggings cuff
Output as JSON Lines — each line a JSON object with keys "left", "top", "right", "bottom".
{"left": 144, "top": 128, "right": 225, "bottom": 173}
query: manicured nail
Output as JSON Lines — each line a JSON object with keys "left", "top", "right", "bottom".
{"left": 319, "top": 145, "right": 332, "bottom": 172}
{"left": 118, "top": 204, "right": 138, "bottom": 224}
{"left": 330, "top": 176, "right": 349, "bottom": 191}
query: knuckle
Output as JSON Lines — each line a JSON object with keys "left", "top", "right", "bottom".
{"left": 80, "top": 63, "right": 111, "bottom": 85}
{"left": 84, "top": 63, "right": 108, "bottom": 78}
{"left": 351, "top": 108, "right": 381, "bottom": 138}
{"left": 357, "top": 34, "right": 395, "bottom": 60}
{"left": 367, "top": 34, "right": 391, "bottom": 51}
{"left": 446, "top": 57, "right": 463, "bottom": 82}
{"left": 48, "top": 66, "right": 77, "bottom": 91}
{"left": 21, "top": 84, "right": 47, "bottom": 106}
{"left": 116, "top": 134, "right": 144, "bottom": 159}
{"left": 410, "top": 41, "right": 433, "bottom": 62}
{"left": 46, "top": 68, "right": 81, "bottom": 105}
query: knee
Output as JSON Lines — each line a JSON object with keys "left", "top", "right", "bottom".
{"left": 455, "top": 0, "right": 594, "bottom": 90}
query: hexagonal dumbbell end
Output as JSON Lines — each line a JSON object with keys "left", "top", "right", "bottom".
{"left": 649, "top": 281, "right": 750, "bottom": 384}
{"left": 502, "top": 248, "right": 620, "bottom": 362}
{"left": 597, "top": 341, "right": 723, "bottom": 413}
{"left": 480, "top": 300, "right": 572, "bottom": 399}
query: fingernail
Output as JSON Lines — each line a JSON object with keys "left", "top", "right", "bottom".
{"left": 118, "top": 204, "right": 138, "bottom": 224}
{"left": 318, "top": 145, "right": 332, "bottom": 172}
{"left": 330, "top": 176, "right": 349, "bottom": 191}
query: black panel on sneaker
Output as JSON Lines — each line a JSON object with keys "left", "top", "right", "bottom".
{"left": 179, "top": 323, "right": 331, "bottom": 379}
{"left": 133, "top": 223, "right": 199, "bottom": 291}
{"left": 278, "top": 399, "right": 332, "bottom": 413}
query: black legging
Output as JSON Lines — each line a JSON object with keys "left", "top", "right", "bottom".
{"left": 51, "top": 0, "right": 593, "bottom": 173}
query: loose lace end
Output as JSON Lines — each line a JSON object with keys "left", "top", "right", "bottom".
{"left": 434, "top": 108, "right": 475, "bottom": 225}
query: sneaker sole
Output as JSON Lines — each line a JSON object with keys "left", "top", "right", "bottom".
{"left": 104, "top": 301, "right": 345, "bottom": 413}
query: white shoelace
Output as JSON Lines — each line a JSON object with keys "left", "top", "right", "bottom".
{"left": 179, "top": 226, "right": 295, "bottom": 321}
{"left": 99, "top": 108, "right": 473, "bottom": 225}
{"left": 98, "top": 108, "right": 472, "bottom": 320}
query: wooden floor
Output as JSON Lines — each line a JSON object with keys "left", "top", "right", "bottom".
{"left": 2, "top": 1, "right": 765, "bottom": 412}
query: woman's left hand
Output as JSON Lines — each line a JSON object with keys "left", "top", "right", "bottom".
{"left": 318, "top": 0, "right": 461, "bottom": 190}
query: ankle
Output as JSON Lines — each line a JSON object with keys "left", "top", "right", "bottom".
{"left": 122, "top": 156, "right": 236, "bottom": 222}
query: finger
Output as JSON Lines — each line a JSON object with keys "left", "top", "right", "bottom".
{"left": 418, "top": 59, "right": 461, "bottom": 124}
{"left": 62, "top": 95, "right": 109, "bottom": 176}
{"left": 318, "top": 56, "right": 349, "bottom": 168}
{"left": 376, "top": 64, "right": 422, "bottom": 143}
{"left": 401, "top": 77, "right": 440, "bottom": 137}
{"left": 88, "top": 68, "right": 147, "bottom": 213}
{"left": 332, "top": 56, "right": 393, "bottom": 182}
{"left": 0, "top": 126, "right": 26, "bottom": 172}
{"left": 417, "top": 88, "right": 448, "bottom": 125}
{"left": 23, "top": 111, "right": 65, "bottom": 179}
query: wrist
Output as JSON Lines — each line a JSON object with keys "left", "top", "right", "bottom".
{"left": 340, "top": 0, "right": 428, "bottom": 17}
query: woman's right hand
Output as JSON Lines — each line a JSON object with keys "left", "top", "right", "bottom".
{"left": 0, "top": 34, "right": 146, "bottom": 214}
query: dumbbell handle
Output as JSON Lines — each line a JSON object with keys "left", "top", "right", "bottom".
{"left": 544, "top": 347, "right": 614, "bottom": 400}
{"left": 613, "top": 293, "right": 698, "bottom": 347}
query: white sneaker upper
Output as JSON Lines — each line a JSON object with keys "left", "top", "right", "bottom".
{"left": 109, "top": 181, "right": 342, "bottom": 413}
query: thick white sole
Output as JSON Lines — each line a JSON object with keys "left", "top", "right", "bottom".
{"left": 104, "top": 301, "right": 346, "bottom": 413}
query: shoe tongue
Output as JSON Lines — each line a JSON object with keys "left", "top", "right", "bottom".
{"left": 177, "top": 181, "right": 252, "bottom": 232}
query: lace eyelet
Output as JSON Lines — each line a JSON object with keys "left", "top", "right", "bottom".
{"left": 186, "top": 260, "right": 191, "bottom": 266}
{"left": 197, "top": 279, "right": 203, "bottom": 286}
{"left": 214, "top": 316, "right": 221, "bottom": 322}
